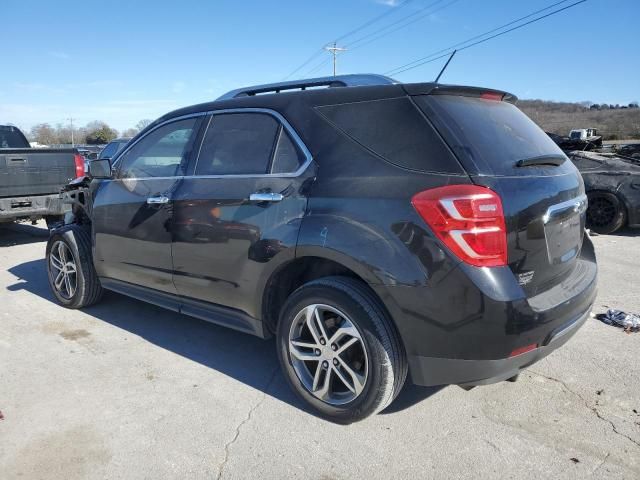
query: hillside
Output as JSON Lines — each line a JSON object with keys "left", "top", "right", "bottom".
{"left": 517, "top": 99, "right": 640, "bottom": 140}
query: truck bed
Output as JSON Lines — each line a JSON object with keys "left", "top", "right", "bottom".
{"left": 0, "top": 148, "right": 78, "bottom": 198}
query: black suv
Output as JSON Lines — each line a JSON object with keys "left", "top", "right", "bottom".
{"left": 46, "top": 74, "right": 597, "bottom": 423}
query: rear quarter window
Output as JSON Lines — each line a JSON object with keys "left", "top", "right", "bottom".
{"left": 315, "top": 97, "right": 462, "bottom": 174}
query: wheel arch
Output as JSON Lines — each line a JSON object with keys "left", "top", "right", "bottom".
{"left": 259, "top": 251, "right": 384, "bottom": 335}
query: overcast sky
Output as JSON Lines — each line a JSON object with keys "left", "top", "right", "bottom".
{"left": 2, "top": 0, "right": 638, "bottom": 132}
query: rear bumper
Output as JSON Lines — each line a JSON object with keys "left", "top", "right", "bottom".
{"left": 408, "top": 307, "right": 590, "bottom": 386}
{"left": 0, "top": 194, "right": 68, "bottom": 221}
{"left": 371, "top": 235, "right": 598, "bottom": 387}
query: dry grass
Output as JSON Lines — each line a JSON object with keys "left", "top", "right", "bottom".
{"left": 518, "top": 99, "right": 640, "bottom": 140}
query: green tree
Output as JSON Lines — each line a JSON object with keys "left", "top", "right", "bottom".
{"left": 84, "top": 121, "right": 118, "bottom": 145}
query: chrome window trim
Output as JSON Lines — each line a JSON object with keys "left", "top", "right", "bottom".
{"left": 109, "top": 108, "right": 312, "bottom": 181}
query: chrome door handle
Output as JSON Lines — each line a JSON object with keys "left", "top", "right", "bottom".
{"left": 146, "top": 195, "right": 170, "bottom": 205}
{"left": 249, "top": 192, "right": 284, "bottom": 202}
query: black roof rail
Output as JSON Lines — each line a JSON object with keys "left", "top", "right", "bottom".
{"left": 216, "top": 74, "right": 398, "bottom": 101}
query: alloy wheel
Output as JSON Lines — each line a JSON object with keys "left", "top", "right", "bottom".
{"left": 288, "top": 304, "right": 368, "bottom": 405}
{"left": 49, "top": 240, "right": 77, "bottom": 299}
{"left": 587, "top": 196, "right": 616, "bottom": 228}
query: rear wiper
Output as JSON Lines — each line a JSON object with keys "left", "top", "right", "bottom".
{"left": 515, "top": 155, "right": 566, "bottom": 168}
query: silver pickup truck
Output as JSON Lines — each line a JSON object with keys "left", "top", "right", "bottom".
{"left": 0, "top": 125, "right": 83, "bottom": 227}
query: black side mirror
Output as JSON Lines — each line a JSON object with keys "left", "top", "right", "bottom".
{"left": 88, "top": 159, "right": 112, "bottom": 179}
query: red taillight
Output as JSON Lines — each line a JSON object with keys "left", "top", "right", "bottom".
{"left": 73, "top": 154, "right": 85, "bottom": 178}
{"left": 480, "top": 92, "right": 503, "bottom": 101}
{"left": 411, "top": 184, "right": 507, "bottom": 267}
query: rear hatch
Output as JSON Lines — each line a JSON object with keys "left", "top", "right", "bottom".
{"left": 0, "top": 149, "right": 78, "bottom": 198}
{"left": 413, "top": 92, "right": 589, "bottom": 297}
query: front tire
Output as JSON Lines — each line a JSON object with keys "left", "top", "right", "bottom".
{"left": 276, "top": 276, "right": 407, "bottom": 423}
{"left": 46, "top": 225, "right": 103, "bottom": 308}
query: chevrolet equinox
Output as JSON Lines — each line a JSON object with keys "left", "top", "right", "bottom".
{"left": 46, "top": 74, "right": 597, "bottom": 423}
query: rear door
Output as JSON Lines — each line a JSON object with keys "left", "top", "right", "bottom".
{"left": 171, "top": 110, "right": 313, "bottom": 315}
{"left": 414, "top": 94, "right": 588, "bottom": 296}
{"left": 92, "top": 115, "right": 203, "bottom": 293}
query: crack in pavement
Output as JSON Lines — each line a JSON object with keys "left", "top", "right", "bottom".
{"left": 529, "top": 371, "right": 640, "bottom": 450}
{"left": 215, "top": 368, "right": 280, "bottom": 480}
{"left": 590, "top": 452, "right": 610, "bottom": 477}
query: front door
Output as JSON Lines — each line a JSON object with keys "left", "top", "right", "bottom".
{"left": 171, "top": 110, "right": 313, "bottom": 316}
{"left": 92, "top": 116, "right": 203, "bottom": 294}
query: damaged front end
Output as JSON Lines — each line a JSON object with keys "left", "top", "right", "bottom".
{"left": 58, "top": 176, "right": 94, "bottom": 228}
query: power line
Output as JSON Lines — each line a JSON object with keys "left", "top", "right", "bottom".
{"left": 334, "top": 0, "right": 415, "bottom": 43}
{"left": 345, "top": 0, "right": 451, "bottom": 50}
{"left": 386, "top": 0, "right": 584, "bottom": 76}
{"left": 386, "top": 0, "right": 572, "bottom": 74}
{"left": 283, "top": 48, "right": 326, "bottom": 80}
{"left": 305, "top": 57, "right": 332, "bottom": 77}
{"left": 283, "top": 0, "right": 413, "bottom": 80}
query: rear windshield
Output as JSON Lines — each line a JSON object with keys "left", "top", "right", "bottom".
{"left": 0, "top": 126, "right": 30, "bottom": 148}
{"left": 416, "top": 95, "right": 566, "bottom": 176}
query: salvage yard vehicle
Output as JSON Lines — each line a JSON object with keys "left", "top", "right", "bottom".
{"left": 569, "top": 150, "right": 640, "bottom": 234}
{"left": 46, "top": 74, "right": 597, "bottom": 423}
{"left": 0, "top": 124, "right": 84, "bottom": 227}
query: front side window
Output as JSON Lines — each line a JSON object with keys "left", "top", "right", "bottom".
{"left": 117, "top": 118, "right": 198, "bottom": 178}
{"left": 195, "top": 113, "right": 280, "bottom": 176}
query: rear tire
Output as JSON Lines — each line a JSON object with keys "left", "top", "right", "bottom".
{"left": 276, "top": 276, "right": 407, "bottom": 424}
{"left": 46, "top": 225, "right": 103, "bottom": 308}
{"left": 586, "top": 191, "right": 626, "bottom": 234}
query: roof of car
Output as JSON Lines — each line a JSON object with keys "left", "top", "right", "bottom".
{"left": 147, "top": 74, "right": 516, "bottom": 131}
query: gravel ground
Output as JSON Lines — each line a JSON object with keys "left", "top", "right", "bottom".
{"left": 0, "top": 221, "right": 638, "bottom": 479}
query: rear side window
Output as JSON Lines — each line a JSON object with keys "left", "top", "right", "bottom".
{"left": 195, "top": 113, "right": 279, "bottom": 175}
{"left": 417, "top": 95, "right": 567, "bottom": 176}
{"left": 0, "top": 126, "right": 30, "bottom": 148}
{"left": 316, "top": 97, "right": 460, "bottom": 173}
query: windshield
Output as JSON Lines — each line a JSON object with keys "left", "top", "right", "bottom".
{"left": 570, "top": 131, "right": 582, "bottom": 139}
{"left": 0, "top": 126, "right": 30, "bottom": 148}
{"left": 417, "top": 95, "right": 567, "bottom": 176}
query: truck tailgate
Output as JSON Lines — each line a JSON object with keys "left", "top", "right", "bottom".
{"left": 0, "top": 148, "right": 78, "bottom": 198}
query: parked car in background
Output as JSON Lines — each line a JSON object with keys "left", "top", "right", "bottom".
{"left": 0, "top": 124, "right": 84, "bottom": 227}
{"left": 46, "top": 75, "right": 596, "bottom": 423}
{"left": 98, "top": 138, "right": 132, "bottom": 160}
{"left": 569, "top": 150, "right": 640, "bottom": 234}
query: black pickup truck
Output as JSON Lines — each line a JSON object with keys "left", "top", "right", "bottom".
{"left": 0, "top": 125, "right": 84, "bottom": 226}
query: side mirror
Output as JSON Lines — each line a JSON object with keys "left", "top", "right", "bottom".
{"left": 88, "top": 159, "right": 112, "bottom": 179}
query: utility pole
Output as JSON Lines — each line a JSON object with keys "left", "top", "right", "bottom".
{"left": 67, "top": 117, "right": 75, "bottom": 147}
{"left": 324, "top": 42, "right": 347, "bottom": 77}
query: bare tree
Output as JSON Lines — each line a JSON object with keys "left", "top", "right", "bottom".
{"left": 135, "top": 119, "right": 153, "bottom": 131}
{"left": 121, "top": 128, "right": 138, "bottom": 138}
{"left": 30, "top": 123, "right": 57, "bottom": 145}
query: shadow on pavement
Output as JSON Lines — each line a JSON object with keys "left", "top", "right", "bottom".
{"left": 0, "top": 223, "right": 49, "bottom": 247}
{"left": 604, "top": 226, "right": 640, "bottom": 237}
{"left": 7, "top": 258, "right": 443, "bottom": 419}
